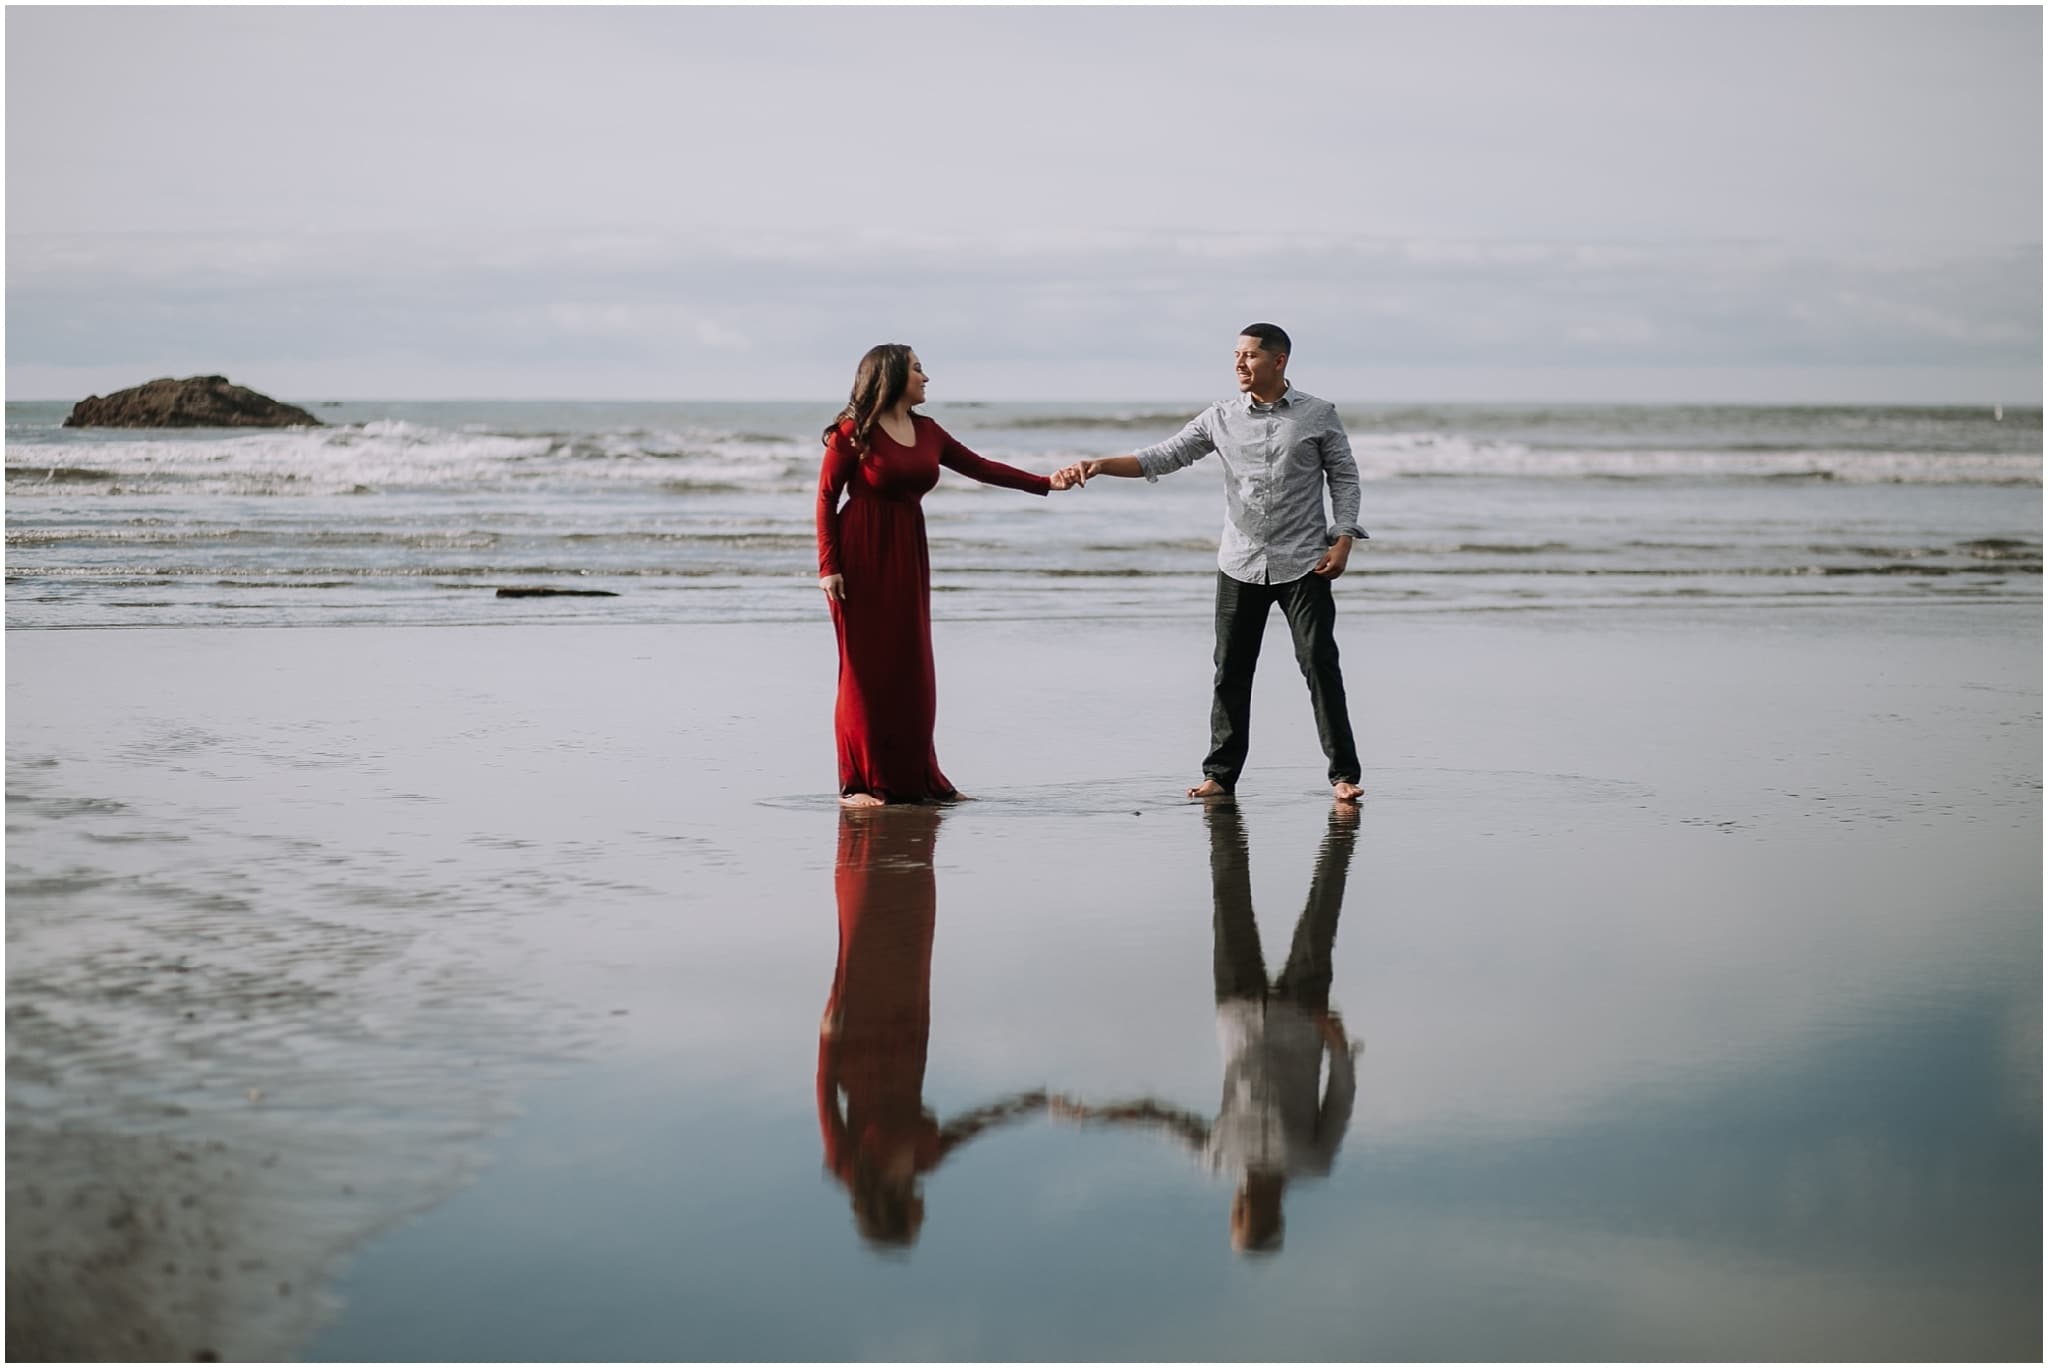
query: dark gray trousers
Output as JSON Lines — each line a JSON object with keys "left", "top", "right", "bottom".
{"left": 1203, "top": 571, "right": 1361, "bottom": 791}
{"left": 1209, "top": 804, "right": 1358, "bottom": 1008}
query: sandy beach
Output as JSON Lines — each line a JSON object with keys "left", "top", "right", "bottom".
{"left": 6, "top": 603, "right": 2038, "bottom": 1359}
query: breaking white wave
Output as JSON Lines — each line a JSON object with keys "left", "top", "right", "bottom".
{"left": 5, "top": 422, "right": 817, "bottom": 496}
{"left": 1344, "top": 433, "right": 2040, "bottom": 484}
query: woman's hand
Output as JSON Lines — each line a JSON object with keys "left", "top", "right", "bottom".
{"left": 1049, "top": 466, "right": 1083, "bottom": 491}
{"left": 819, "top": 574, "right": 845, "bottom": 602}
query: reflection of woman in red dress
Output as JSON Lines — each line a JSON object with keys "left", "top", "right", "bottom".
{"left": 816, "top": 344, "right": 1078, "bottom": 805}
{"left": 817, "top": 807, "right": 1045, "bottom": 1248}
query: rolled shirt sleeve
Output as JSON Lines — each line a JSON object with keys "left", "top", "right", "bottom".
{"left": 1310, "top": 1039, "right": 1358, "bottom": 1173}
{"left": 1320, "top": 421, "right": 1368, "bottom": 542}
{"left": 1133, "top": 409, "right": 1218, "bottom": 482}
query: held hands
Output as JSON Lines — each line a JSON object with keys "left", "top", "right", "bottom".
{"left": 1311, "top": 536, "right": 1353, "bottom": 579}
{"left": 1052, "top": 455, "right": 1142, "bottom": 486}
{"left": 1051, "top": 459, "right": 1095, "bottom": 489}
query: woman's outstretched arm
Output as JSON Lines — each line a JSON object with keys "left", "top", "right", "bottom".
{"left": 932, "top": 422, "right": 1055, "bottom": 495}
{"left": 933, "top": 1087, "right": 1051, "bottom": 1162}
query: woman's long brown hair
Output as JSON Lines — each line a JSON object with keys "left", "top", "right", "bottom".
{"left": 822, "top": 344, "right": 915, "bottom": 459}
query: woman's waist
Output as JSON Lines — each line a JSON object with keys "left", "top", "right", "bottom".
{"left": 845, "top": 486, "right": 933, "bottom": 507}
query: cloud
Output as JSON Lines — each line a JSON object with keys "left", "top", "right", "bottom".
{"left": 6, "top": 9, "right": 2040, "bottom": 247}
{"left": 6, "top": 230, "right": 2039, "bottom": 400}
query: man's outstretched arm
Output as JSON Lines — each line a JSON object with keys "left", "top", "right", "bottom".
{"left": 1049, "top": 1094, "right": 1211, "bottom": 1152}
{"left": 1059, "top": 410, "right": 1216, "bottom": 486}
{"left": 1069, "top": 454, "right": 1144, "bottom": 481}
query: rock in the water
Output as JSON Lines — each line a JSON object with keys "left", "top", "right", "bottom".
{"left": 63, "top": 376, "right": 322, "bottom": 429}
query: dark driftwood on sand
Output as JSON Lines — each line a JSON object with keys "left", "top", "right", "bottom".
{"left": 494, "top": 587, "right": 620, "bottom": 598}
{"left": 64, "top": 376, "right": 322, "bottom": 429}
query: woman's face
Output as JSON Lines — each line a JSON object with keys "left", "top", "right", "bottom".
{"left": 904, "top": 352, "right": 929, "bottom": 406}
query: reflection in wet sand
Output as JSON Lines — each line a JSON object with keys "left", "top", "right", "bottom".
{"left": 3, "top": 763, "right": 585, "bottom": 1360}
{"left": 1053, "top": 802, "right": 1362, "bottom": 1254}
{"left": 11, "top": 610, "right": 2035, "bottom": 1361}
{"left": 817, "top": 806, "right": 1044, "bottom": 1249}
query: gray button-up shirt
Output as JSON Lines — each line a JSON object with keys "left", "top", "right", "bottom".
{"left": 1132, "top": 384, "right": 1368, "bottom": 585}
{"left": 1203, "top": 997, "right": 1357, "bottom": 1179}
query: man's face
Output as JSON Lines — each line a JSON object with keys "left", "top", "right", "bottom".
{"left": 1234, "top": 337, "right": 1285, "bottom": 395}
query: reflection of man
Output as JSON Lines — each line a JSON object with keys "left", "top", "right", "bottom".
{"left": 817, "top": 807, "right": 1043, "bottom": 1249}
{"left": 1053, "top": 802, "right": 1361, "bottom": 1254}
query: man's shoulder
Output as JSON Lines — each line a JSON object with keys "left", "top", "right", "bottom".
{"left": 1285, "top": 387, "right": 1340, "bottom": 419}
{"left": 1146, "top": 401, "right": 1225, "bottom": 439}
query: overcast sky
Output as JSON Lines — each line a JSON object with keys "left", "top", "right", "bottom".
{"left": 7, "top": 6, "right": 2041, "bottom": 402}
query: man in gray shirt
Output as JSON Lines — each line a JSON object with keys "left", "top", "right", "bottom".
{"left": 1059, "top": 324, "right": 1366, "bottom": 801}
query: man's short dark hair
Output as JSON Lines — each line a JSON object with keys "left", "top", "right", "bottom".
{"left": 1238, "top": 323, "right": 1291, "bottom": 358}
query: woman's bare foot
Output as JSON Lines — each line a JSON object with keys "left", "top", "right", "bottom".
{"left": 1332, "top": 780, "right": 1363, "bottom": 803}
{"left": 840, "top": 792, "right": 885, "bottom": 808}
{"left": 1186, "top": 778, "right": 1231, "bottom": 799}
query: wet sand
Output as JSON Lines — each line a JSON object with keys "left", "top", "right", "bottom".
{"left": 7, "top": 605, "right": 2040, "bottom": 1360}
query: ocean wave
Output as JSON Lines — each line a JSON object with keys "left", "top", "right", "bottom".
{"left": 5, "top": 464, "right": 122, "bottom": 487}
{"left": 9, "top": 417, "right": 2038, "bottom": 497}
{"left": 1345, "top": 436, "right": 2041, "bottom": 484}
{"left": 3, "top": 421, "right": 820, "bottom": 497}
{"left": 996, "top": 411, "right": 1201, "bottom": 431}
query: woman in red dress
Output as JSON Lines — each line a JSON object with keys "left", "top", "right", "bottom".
{"left": 816, "top": 344, "right": 1076, "bottom": 805}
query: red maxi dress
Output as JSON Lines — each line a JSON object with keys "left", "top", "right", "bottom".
{"left": 815, "top": 414, "right": 1050, "bottom": 802}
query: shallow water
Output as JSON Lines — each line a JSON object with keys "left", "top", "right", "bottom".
{"left": 307, "top": 781, "right": 2039, "bottom": 1362}
{"left": 8, "top": 613, "right": 2037, "bottom": 1360}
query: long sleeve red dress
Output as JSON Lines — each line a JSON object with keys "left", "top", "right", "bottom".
{"left": 815, "top": 414, "right": 1050, "bottom": 802}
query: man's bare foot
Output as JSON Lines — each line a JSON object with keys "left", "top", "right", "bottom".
{"left": 1186, "top": 778, "right": 1231, "bottom": 799}
{"left": 840, "top": 792, "right": 885, "bottom": 808}
{"left": 1332, "top": 780, "right": 1363, "bottom": 804}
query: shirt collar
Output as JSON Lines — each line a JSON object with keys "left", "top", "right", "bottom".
{"left": 1244, "top": 381, "right": 1294, "bottom": 412}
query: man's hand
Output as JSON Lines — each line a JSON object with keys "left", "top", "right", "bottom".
{"left": 819, "top": 573, "right": 845, "bottom": 602}
{"left": 1311, "top": 536, "right": 1353, "bottom": 579}
{"left": 1049, "top": 466, "right": 1083, "bottom": 491}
